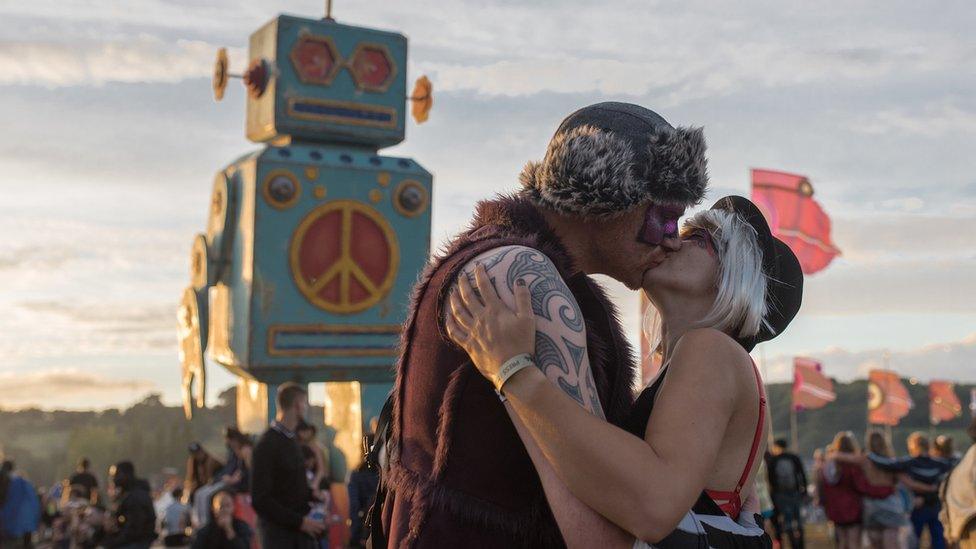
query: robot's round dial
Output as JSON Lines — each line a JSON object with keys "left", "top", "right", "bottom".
{"left": 262, "top": 170, "right": 302, "bottom": 210}
{"left": 393, "top": 180, "right": 429, "bottom": 218}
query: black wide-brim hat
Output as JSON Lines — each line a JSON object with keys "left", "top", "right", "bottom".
{"left": 521, "top": 102, "right": 709, "bottom": 217}
{"left": 711, "top": 195, "right": 804, "bottom": 352}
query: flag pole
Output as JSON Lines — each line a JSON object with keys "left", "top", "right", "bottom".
{"left": 865, "top": 380, "right": 871, "bottom": 440}
{"left": 970, "top": 388, "right": 976, "bottom": 419}
{"left": 882, "top": 351, "right": 892, "bottom": 447}
{"left": 762, "top": 345, "right": 776, "bottom": 446}
{"left": 790, "top": 405, "right": 799, "bottom": 450}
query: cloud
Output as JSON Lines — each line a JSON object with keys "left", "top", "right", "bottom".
{"left": 18, "top": 300, "right": 176, "bottom": 332}
{"left": 0, "top": 213, "right": 192, "bottom": 360}
{"left": 417, "top": 41, "right": 969, "bottom": 105}
{"left": 798, "top": 260, "right": 976, "bottom": 315}
{"left": 0, "top": 246, "right": 75, "bottom": 271}
{"left": 854, "top": 100, "right": 976, "bottom": 138}
{"left": 0, "top": 369, "right": 156, "bottom": 409}
{"left": 763, "top": 332, "right": 976, "bottom": 384}
{"left": 0, "top": 36, "right": 247, "bottom": 88}
{"left": 3, "top": 0, "right": 971, "bottom": 104}
{"left": 831, "top": 213, "right": 976, "bottom": 262}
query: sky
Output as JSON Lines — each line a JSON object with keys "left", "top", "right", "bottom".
{"left": 0, "top": 0, "right": 974, "bottom": 410}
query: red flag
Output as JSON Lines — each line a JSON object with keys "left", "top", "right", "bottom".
{"left": 751, "top": 168, "right": 840, "bottom": 274}
{"left": 868, "top": 370, "right": 913, "bottom": 426}
{"left": 929, "top": 380, "right": 963, "bottom": 425}
{"left": 792, "top": 357, "right": 835, "bottom": 411}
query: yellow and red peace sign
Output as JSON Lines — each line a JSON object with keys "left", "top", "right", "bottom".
{"left": 290, "top": 200, "right": 399, "bottom": 314}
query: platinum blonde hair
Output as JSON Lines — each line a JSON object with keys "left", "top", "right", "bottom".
{"left": 643, "top": 209, "right": 772, "bottom": 359}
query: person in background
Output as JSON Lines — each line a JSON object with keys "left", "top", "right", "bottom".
{"left": 160, "top": 487, "right": 191, "bottom": 547}
{"left": 68, "top": 458, "right": 99, "bottom": 504}
{"left": 860, "top": 430, "right": 911, "bottom": 549}
{"left": 808, "top": 448, "right": 828, "bottom": 524}
{"left": 227, "top": 433, "right": 258, "bottom": 547}
{"left": 0, "top": 460, "right": 41, "bottom": 548}
{"left": 193, "top": 429, "right": 250, "bottom": 530}
{"left": 347, "top": 456, "right": 379, "bottom": 548}
{"left": 766, "top": 439, "right": 807, "bottom": 549}
{"left": 903, "top": 432, "right": 952, "bottom": 549}
{"left": 821, "top": 432, "right": 894, "bottom": 549}
{"left": 252, "top": 382, "right": 325, "bottom": 548}
{"left": 933, "top": 435, "right": 958, "bottom": 465}
{"left": 348, "top": 420, "right": 380, "bottom": 547}
{"left": 296, "top": 421, "right": 328, "bottom": 501}
{"left": 185, "top": 442, "right": 223, "bottom": 506}
{"left": 191, "top": 489, "right": 252, "bottom": 549}
{"left": 940, "top": 417, "right": 976, "bottom": 548}
{"left": 320, "top": 425, "right": 349, "bottom": 548}
{"left": 302, "top": 445, "right": 337, "bottom": 549}
{"left": 227, "top": 432, "right": 253, "bottom": 495}
{"left": 56, "top": 482, "right": 104, "bottom": 548}
{"left": 101, "top": 461, "right": 156, "bottom": 549}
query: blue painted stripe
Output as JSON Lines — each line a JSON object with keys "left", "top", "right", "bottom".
{"left": 292, "top": 101, "right": 393, "bottom": 123}
{"left": 274, "top": 331, "right": 398, "bottom": 351}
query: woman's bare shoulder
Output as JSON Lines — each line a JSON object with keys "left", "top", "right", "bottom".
{"left": 671, "top": 329, "right": 754, "bottom": 384}
{"left": 675, "top": 328, "right": 751, "bottom": 362}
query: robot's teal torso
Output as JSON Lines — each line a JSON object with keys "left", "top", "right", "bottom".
{"left": 178, "top": 11, "right": 432, "bottom": 434}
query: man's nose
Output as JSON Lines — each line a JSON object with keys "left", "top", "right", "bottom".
{"left": 660, "top": 235, "right": 682, "bottom": 252}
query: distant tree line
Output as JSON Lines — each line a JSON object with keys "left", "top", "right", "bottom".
{"left": 0, "top": 389, "right": 330, "bottom": 490}
{"left": 1, "top": 378, "right": 973, "bottom": 488}
{"left": 767, "top": 378, "right": 975, "bottom": 458}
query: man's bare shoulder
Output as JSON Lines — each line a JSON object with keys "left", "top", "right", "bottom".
{"left": 454, "top": 245, "right": 565, "bottom": 299}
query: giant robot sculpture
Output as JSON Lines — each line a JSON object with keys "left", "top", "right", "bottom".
{"left": 177, "top": 8, "right": 433, "bottom": 465}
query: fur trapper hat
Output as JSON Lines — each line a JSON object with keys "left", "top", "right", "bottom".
{"left": 520, "top": 102, "right": 709, "bottom": 217}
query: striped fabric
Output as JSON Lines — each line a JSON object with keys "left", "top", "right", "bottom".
{"left": 633, "top": 505, "right": 770, "bottom": 548}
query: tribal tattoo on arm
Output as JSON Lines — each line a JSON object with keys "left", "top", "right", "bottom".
{"left": 451, "top": 245, "right": 606, "bottom": 419}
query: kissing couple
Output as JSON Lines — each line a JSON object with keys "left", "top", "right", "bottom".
{"left": 377, "top": 102, "right": 803, "bottom": 548}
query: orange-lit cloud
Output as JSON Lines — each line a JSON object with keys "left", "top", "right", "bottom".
{"left": 0, "top": 369, "right": 155, "bottom": 410}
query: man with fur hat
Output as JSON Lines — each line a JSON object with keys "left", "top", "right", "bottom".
{"left": 380, "top": 102, "right": 709, "bottom": 547}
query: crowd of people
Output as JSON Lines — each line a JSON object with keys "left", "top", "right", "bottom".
{"left": 0, "top": 389, "right": 379, "bottom": 548}
{"left": 3, "top": 414, "right": 972, "bottom": 549}
{"left": 757, "top": 417, "right": 976, "bottom": 549}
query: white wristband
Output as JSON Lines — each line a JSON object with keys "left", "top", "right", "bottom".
{"left": 492, "top": 353, "right": 535, "bottom": 393}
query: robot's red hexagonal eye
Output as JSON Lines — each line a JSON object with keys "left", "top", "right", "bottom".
{"left": 291, "top": 36, "right": 340, "bottom": 84}
{"left": 350, "top": 44, "right": 395, "bottom": 92}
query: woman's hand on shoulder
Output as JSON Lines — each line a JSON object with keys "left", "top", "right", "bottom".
{"left": 445, "top": 262, "right": 536, "bottom": 387}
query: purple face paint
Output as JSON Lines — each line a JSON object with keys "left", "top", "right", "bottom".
{"left": 637, "top": 204, "right": 685, "bottom": 245}
{"left": 682, "top": 228, "right": 717, "bottom": 257}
